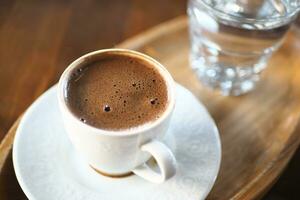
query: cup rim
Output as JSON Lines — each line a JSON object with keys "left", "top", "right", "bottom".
{"left": 57, "top": 48, "right": 175, "bottom": 137}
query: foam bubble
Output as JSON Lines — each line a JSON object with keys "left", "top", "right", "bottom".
{"left": 104, "top": 105, "right": 111, "bottom": 112}
{"left": 150, "top": 99, "right": 156, "bottom": 105}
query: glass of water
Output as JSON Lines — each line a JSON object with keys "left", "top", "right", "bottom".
{"left": 188, "top": 0, "right": 300, "bottom": 96}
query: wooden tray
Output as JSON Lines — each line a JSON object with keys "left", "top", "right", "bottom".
{"left": 1, "top": 16, "right": 300, "bottom": 200}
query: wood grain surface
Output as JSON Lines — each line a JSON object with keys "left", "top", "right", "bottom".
{"left": 1, "top": 1, "right": 300, "bottom": 200}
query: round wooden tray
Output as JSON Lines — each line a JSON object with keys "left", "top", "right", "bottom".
{"left": 1, "top": 16, "right": 300, "bottom": 199}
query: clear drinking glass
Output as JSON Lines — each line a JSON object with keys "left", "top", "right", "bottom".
{"left": 188, "top": 0, "right": 300, "bottom": 96}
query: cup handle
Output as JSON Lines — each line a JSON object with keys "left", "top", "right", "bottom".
{"left": 132, "top": 140, "right": 176, "bottom": 183}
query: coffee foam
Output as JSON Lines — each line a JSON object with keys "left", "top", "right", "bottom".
{"left": 65, "top": 53, "right": 169, "bottom": 130}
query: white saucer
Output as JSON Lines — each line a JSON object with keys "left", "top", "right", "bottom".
{"left": 13, "top": 84, "right": 221, "bottom": 200}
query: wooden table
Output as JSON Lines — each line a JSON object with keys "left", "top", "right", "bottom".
{"left": 0, "top": 1, "right": 299, "bottom": 199}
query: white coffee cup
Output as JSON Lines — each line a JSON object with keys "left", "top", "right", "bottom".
{"left": 57, "top": 49, "right": 176, "bottom": 183}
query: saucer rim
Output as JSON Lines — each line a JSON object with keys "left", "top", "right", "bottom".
{"left": 13, "top": 86, "right": 58, "bottom": 200}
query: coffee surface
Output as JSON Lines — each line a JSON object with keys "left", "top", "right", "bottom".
{"left": 65, "top": 53, "right": 168, "bottom": 130}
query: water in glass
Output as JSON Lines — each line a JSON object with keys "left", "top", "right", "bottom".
{"left": 188, "top": 0, "right": 300, "bottom": 95}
